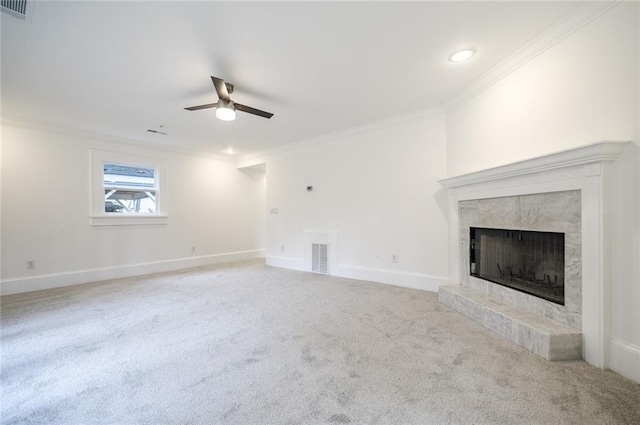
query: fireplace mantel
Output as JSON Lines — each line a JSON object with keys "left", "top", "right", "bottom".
{"left": 439, "top": 142, "right": 629, "bottom": 189}
{"left": 439, "top": 141, "right": 629, "bottom": 369}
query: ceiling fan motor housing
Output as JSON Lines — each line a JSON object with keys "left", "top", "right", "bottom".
{"left": 218, "top": 98, "right": 235, "bottom": 110}
{"left": 184, "top": 76, "right": 273, "bottom": 119}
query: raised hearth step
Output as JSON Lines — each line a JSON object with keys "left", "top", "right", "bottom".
{"left": 438, "top": 284, "right": 582, "bottom": 361}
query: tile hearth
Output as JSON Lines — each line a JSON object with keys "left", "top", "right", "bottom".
{"left": 439, "top": 284, "right": 582, "bottom": 360}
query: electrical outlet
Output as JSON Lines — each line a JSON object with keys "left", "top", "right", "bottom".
{"left": 270, "top": 208, "right": 278, "bottom": 214}
{"left": 26, "top": 259, "right": 35, "bottom": 269}
{"left": 392, "top": 254, "right": 398, "bottom": 263}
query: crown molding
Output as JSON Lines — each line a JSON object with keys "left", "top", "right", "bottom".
{"left": 1, "top": 115, "right": 235, "bottom": 163}
{"left": 2, "top": 107, "right": 443, "bottom": 167}
{"left": 438, "top": 141, "right": 630, "bottom": 189}
{"left": 236, "top": 106, "right": 444, "bottom": 165}
{"left": 443, "top": 1, "right": 620, "bottom": 113}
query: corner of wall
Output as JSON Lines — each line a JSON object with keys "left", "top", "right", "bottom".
{"left": 609, "top": 339, "right": 640, "bottom": 384}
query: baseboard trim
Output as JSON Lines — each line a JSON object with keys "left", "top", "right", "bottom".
{"left": 266, "top": 256, "right": 448, "bottom": 292}
{"left": 265, "top": 255, "right": 306, "bottom": 271}
{"left": 334, "top": 264, "right": 448, "bottom": 292}
{"left": 609, "top": 338, "right": 640, "bottom": 384}
{"left": 1, "top": 249, "right": 266, "bottom": 296}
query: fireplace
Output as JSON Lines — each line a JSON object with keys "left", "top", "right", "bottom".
{"left": 470, "top": 227, "right": 565, "bottom": 305}
{"left": 438, "top": 141, "right": 629, "bottom": 369}
{"left": 458, "top": 191, "right": 581, "bottom": 330}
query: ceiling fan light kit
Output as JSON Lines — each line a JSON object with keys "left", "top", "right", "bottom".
{"left": 215, "top": 99, "right": 236, "bottom": 121}
{"left": 185, "top": 76, "right": 273, "bottom": 121}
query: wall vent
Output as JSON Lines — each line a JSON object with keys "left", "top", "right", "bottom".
{"left": 311, "top": 243, "right": 328, "bottom": 274}
{"left": 2, "top": 0, "right": 28, "bottom": 19}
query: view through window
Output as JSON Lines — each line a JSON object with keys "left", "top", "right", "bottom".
{"left": 103, "top": 164, "right": 157, "bottom": 214}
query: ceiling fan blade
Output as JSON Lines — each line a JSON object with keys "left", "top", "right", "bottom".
{"left": 234, "top": 103, "right": 274, "bottom": 119}
{"left": 184, "top": 102, "right": 218, "bottom": 111}
{"left": 211, "top": 76, "right": 230, "bottom": 101}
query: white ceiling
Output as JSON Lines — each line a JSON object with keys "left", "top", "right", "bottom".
{"left": 1, "top": 1, "right": 580, "bottom": 158}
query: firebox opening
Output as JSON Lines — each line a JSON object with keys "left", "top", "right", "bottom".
{"left": 470, "top": 227, "right": 565, "bottom": 305}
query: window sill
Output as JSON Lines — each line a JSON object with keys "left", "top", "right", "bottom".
{"left": 90, "top": 215, "right": 169, "bottom": 226}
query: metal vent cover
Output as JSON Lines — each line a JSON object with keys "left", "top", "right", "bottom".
{"left": 311, "top": 243, "right": 328, "bottom": 274}
{"left": 2, "top": 0, "right": 28, "bottom": 19}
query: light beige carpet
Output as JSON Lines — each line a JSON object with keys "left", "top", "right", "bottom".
{"left": 2, "top": 259, "right": 639, "bottom": 424}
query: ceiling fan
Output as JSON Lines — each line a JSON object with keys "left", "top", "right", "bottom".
{"left": 184, "top": 76, "right": 274, "bottom": 121}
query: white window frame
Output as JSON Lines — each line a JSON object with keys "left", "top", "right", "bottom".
{"left": 90, "top": 149, "right": 168, "bottom": 226}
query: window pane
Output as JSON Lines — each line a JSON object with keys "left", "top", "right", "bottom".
{"left": 105, "top": 189, "right": 156, "bottom": 213}
{"left": 104, "top": 164, "right": 155, "bottom": 189}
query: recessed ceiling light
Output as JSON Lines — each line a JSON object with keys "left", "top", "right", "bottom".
{"left": 223, "top": 147, "right": 237, "bottom": 155}
{"left": 449, "top": 49, "right": 476, "bottom": 63}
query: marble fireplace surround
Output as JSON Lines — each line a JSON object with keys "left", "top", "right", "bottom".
{"left": 460, "top": 190, "right": 582, "bottom": 328}
{"left": 439, "top": 141, "right": 628, "bottom": 369}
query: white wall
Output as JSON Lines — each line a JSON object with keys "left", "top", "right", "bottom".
{"left": 446, "top": 2, "right": 639, "bottom": 383}
{"left": 0, "top": 124, "right": 266, "bottom": 294}
{"left": 256, "top": 111, "right": 449, "bottom": 291}
{"left": 447, "top": 2, "right": 638, "bottom": 176}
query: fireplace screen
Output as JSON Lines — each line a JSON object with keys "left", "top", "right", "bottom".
{"left": 470, "top": 227, "right": 565, "bottom": 305}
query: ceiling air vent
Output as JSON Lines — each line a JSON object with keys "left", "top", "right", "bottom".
{"left": 311, "top": 243, "right": 328, "bottom": 275}
{"left": 2, "top": 0, "right": 28, "bottom": 19}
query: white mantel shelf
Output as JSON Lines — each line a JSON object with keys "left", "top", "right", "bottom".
{"left": 438, "top": 141, "right": 629, "bottom": 189}
{"left": 439, "top": 140, "right": 630, "bottom": 370}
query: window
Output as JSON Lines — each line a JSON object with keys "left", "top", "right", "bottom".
{"left": 91, "top": 150, "right": 168, "bottom": 226}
